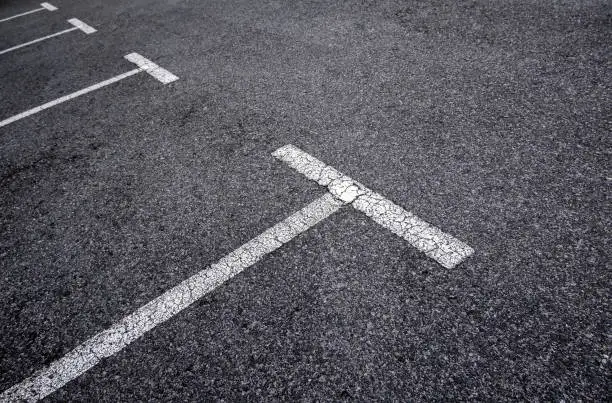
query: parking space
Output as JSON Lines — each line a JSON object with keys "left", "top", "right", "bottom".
{"left": 0, "top": 0, "right": 609, "bottom": 401}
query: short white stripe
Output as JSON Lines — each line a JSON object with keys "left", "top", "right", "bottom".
{"left": 0, "top": 69, "right": 142, "bottom": 128}
{"left": 0, "top": 193, "right": 343, "bottom": 402}
{"left": 124, "top": 52, "right": 179, "bottom": 84}
{"left": 0, "top": 27, "right": 78, "bottom": 55}
{"left": 272, "top": 144, "right": 474, "bottom": 269}
{"left": 67, "top": 18, "right": 96, "bottom": 34}
{"left": 0, "top": 7, "right": 44, "bottom": 23}
{"left": 40, "top": 2, "right": 57, "bottom": 11}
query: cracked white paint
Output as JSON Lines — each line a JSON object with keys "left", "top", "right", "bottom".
{"left": 0, "top": 194, "right": 343, "bottom": 402}
{"left": 273, "top": 144, "right": 474, "bottom": 269}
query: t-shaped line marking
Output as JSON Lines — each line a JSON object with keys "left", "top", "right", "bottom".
{"left": 0, "top": 53, "right": 177, "bottom": 127}
{"left": 273, "top": 144, "right": 474, "bottom": 268}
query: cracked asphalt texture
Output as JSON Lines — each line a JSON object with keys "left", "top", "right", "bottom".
{"left": 0, "top": 0, "right": 610, "bottom": 400}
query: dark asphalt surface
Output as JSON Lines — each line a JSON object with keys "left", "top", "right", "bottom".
{"left": 1, "top": 0, "right": 610, "bottom": 400}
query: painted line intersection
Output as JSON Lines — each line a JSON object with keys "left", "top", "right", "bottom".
{"left": 0, "top": 145, "right": 473, "bottom": 401}
{"left": 0, "top": 18, "right": 97, "bottom": 56}
{"left": 0, "top": 3, "right": 57, "bottom": 23}
{"left": 273, "top": 144, "right": 474, "bottom": 269}
{"left": 0, "top": 53, "right": 178, "bottom": 128}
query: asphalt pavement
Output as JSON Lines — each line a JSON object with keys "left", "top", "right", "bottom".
{"left": 0, "top": 0, "right": 610, "bottom": 400}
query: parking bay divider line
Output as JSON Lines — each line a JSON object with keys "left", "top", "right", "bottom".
{"left": 0, "top": 2, "right": 57, "bottom": 23}
{"left": 0, "top": 143, "right": 475, "bottom": 400}
{"left": 0, "top": 193, "right": 344, "bottom": 402}
{"left": 0, "top": 18, "right": 97, "bottom": 56}
{"left": 0, "top": 52, "right": 178, "bottom": 128}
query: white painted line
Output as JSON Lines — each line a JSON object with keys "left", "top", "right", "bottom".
{"left": 0, "top": 193, "right": 343, "bottom": 402}
{"left": 0, "top": 53, "right": 177, "bottom": 127}
{"left": 40, "top": 2, "right": 58, "bottom": 11}
{"left": 124, "top": 52, "right": 179, "bottom": 84}
{"left": 273, "top": 144, "right": 474, "bottom": 269}
{"left": 67, "top": 18, "right": 97, "bottom": 34}
{"left": 0, "top": 27, "right": 78, "bottom": 55}
{"left": 0, "top": 19, "right": 96, "bottom": 55}
{"left": 0, "top": 68, "right": 141, "bottom": 128}
{"left": 0, "top": 8, "right": 45, "bottom": 23}
{"left": 0, "top": 3, "right": 57, "bottom": 23}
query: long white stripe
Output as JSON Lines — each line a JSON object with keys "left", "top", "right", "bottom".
{"left": 272, "top": 144, "right": 474, "bottom": 269}
{"left": 0, "top": 7, "right": 44, "bottom": 23}
{"left": 0, "top": 193, "right": 343, "bottom": 402}
{"left": 0, "top": 27, "right": 78, "bottom": 55}
{"left": 0, "top": 69, "right": 142, "bottom": 128}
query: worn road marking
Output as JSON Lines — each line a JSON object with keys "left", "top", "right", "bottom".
{"left": 124, "top": 52, "right": 179, "bottom": 84}
{"left": 0, "top": 193, "right": 343, "bottom": 402}
{"left": 0, "top": 2, "right": 57, "bottom": 23}
{"left": 0, "top": 53, "right": 177, "bottom": 128}
{"left": 273, "top": 144, "right": 474, "bottom": 268}
{"left": 40, "top": 2, "right": 58, "bottom": 11}
{"left": 0, "top": 69, "right": 141, "bottom": 127}
{"left": 0, "top": 19, "right": 96, "bottom": 56}
{"left": 67, "top": 18, "right": 97, "bottom": 34}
